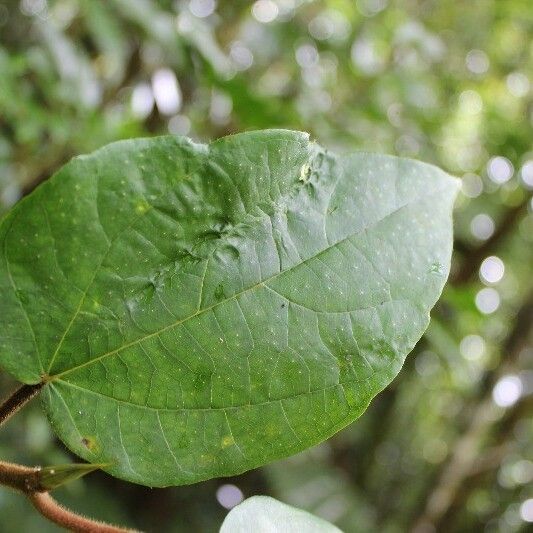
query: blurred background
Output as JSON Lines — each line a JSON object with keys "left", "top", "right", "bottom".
{"left": 0, "top": 0, "right": 532, "bottom": 531}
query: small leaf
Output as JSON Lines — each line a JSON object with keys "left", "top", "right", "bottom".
{"left": 0, "top": 130, "right": 459, "bottom": 486}
{"left": 220, "top": 496, "right": 341, "bottom": 533}
{"left": 38, "top": 463, "right": 107, "bottom": 491}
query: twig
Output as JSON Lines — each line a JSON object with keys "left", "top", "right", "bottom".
{"left": 0, "top": 383, "right": 43, "bottom": 427}
{"left": 0, "top": 460, "right": 140, "bottom": 532}
{"left": 0, "top": 385, "right": 140, "bottom": 531}
{"left": 410, "top": 396, "right": 498, "bottom": 533}
{"left": 0, "top": 461, "right": 42, "bottom": 492}
{"left": 28, "top": 491, "right": 137, "bottom": 533}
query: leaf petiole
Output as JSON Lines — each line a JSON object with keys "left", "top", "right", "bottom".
{"left": 0, "top": 383, "right": 43, "bottom": 427}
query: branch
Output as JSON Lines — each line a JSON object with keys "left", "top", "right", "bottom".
{"left": 411, "top": 396, "right": 498, "bottom": 533}
{"left": 0, "top": 383, "right": 43, "bottom": 427}
{"left": 411, "top": 291, "right": 533, "bottom": 532}
{"left": 28, "top": 492, "right": 138, "bottom": 533}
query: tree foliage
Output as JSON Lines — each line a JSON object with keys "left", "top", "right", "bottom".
{"left": 0, "top": 1, "right": 531, "bottom": 532}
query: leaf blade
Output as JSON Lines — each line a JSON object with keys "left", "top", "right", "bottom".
{"left": 219, "top": 496, "right": 342, "bottom": 533}
{"left": 0, "top": 130, "right": 458, "bottom": 486}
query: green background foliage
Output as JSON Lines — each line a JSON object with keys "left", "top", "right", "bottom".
{"left": 0, "top": 0, "right": 531, "bottom": 531}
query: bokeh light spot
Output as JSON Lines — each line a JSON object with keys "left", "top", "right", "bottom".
{"left": 465, "top": 49, "right": 489, "bottom": 74}
{"left": 506, "top": 72, "right": 530, "bottom": 98}
{"left": 252, "top": 0, "right": 279, "bottom": 23}
{"left": 492, "top": 375, "right": 522, "bottom": 407}
{"left": 216, "top": 484, "right": 244, "bottom": 509}
{"left": 131, "top": 83, "right": 154, "bottom": 119}
{"left": 520, "top": 161, "right": 533, "bottom": 189}
{"left": 479, "top": 256, "right": 505, "bottom": 284}
{"left": 487, "top": 156, "right": 513, "bottom": 184}
{"left": 470, "top": 213, "right": 495, "bottom": 240}
{"left": 189, "top": 0, "right": 216, "bottom": 18}
{"left": 459, "top": 335, "right": 486, "bottom": 361}
{"left": 520, "top": 499, "right": 533, "bottom": 523}
{"left": 475, "top": 287, "right": 500, "bottom": 314}
{"left": 152, "top": 69, "right": 182, "bottom": 116}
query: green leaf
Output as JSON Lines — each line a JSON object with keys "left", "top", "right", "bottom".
{"left": 0, "top": 130, "right": 458, "bottom": 487}
{"left": 220, "top": 496, "right": 341, "bottom": 533}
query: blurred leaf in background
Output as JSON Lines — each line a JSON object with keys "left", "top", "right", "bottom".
{"left": 0, "top": 0, "right": 532, "bottom": 532}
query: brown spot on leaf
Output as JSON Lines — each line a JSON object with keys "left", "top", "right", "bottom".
{"left": 81, "top": 436, "right": 98, "bottom": 452}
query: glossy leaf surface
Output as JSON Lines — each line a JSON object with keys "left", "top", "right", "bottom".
{"left": 0, "top": 130, "right": 458, "bottom": 486}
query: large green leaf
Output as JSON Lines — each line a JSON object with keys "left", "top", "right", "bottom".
{"left": 220, "top": 496, "right": 341, "bottom": 532}
{"left": 0, "top": 130, "right": 458, "bottom": 487}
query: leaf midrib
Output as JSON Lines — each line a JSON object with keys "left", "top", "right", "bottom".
{"left": 47, "top": 184, "right": 448, "bottom": 382}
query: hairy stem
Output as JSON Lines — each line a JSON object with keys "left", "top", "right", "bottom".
{"left": 28, "top": 491, "right": 138, "bottom": 533}
{"left": 0, "top": 383, "right": 43, "bottom": 427}
{"left": 0, "top": 461, "right": 42, "bottom": 492}
{"left": 0, "top": 461, "right": 139, "bottom": 532}
{"left": 0, "top": 384, "right": 140, "bottom": 532}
